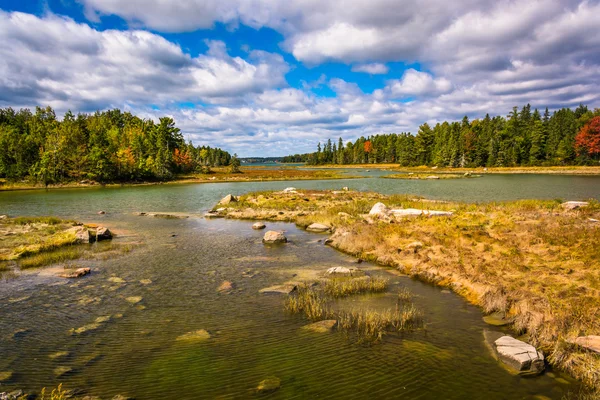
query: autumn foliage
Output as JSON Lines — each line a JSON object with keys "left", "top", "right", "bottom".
{"left": 575, "top": 116, "right": 600, "bottom": 160}
{"left": 364, "top": 140, "right": 373, "bottom": 153}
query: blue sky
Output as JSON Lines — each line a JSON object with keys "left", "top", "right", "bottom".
{"left": 0, "top": 0, "right": 598, "bottom": 156}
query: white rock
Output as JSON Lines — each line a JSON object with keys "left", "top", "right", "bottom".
{"left": 219, "top": 194, "right": 238, "bottom": 205}
{"left": 561, "top": 201, "right": 589, "bottom": 210}
{"left": 427, "top": 175, "right": 440, "bottom": 179}
{"left": 369, "top": 202, "right": 390, "bottom": 216}
{"left": 390, "top": 208, "right": 453, "bottom": 217}
{"left": 282, "top": 187, "right": 297, "bottom": 193}
{"left": 494, "top": 336, "right": 544, "bottom": 374}
{"left": 263, "top": 231, "right": 287, "bottom": 243}
{"left": 306, "top": 223, "right": 331, "bottom": 232}
{"left": 252, "top": 222, "right": 266, "bottom": 230}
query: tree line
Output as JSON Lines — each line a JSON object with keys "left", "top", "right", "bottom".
{"left": 305, "top": 104, "right": 600, "bottom": 166}
{"left": 0, "top": 106, "right": 232, "bottom": 184}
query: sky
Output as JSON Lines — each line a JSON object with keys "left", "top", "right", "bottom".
{"left": 0, "top": 0, "right": 599, "bottom": 156}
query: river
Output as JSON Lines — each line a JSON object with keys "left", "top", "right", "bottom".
{"left": 1, "top": 171, "right": 597, "bottom": 399}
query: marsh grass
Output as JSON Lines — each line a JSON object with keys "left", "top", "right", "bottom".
{"left": 40, "top": 383, "right": 67, "bottom": 400}
{"left": 397, "top": 287, "right": 413, "bottom": 303}
{"left": 286, "top": 282, "right": 423, "bottom": 342}
{"left": 19, "top": 246, "right": 84, "bottom": 269}
{"left": 322, "top": 276, "right": 388, "bottom": 297}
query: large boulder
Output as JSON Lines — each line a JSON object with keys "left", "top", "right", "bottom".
{"left": 306, "top": 223, "right": 331, "bottom": 233}
{"left": 369, "top": 202, "right": 390, "bottom": 216}
{"left": 263, "top": 231, "right": 287, "bottom": 244}
{"left": 282, "top": 187, "right": 297, "bottom": 193}
{"left": 494, "top": 336, "right": 544, "bottom": 374}
{"left": 96, "top": 227, "right": 112, "bottom": 241}
{"left": 571, "top": 335, "right": 600, "bottom": 354}
{"left": 68, "top": 226, "right": 91, "bottom": 244}
{"left": 325, "top": 266, "right": 364, "bottom": 277}
{"left": 219, "top": 194, "right": 238, "bottom": 205}
{"left": 561, "top": 201, "right": 589, "bottom": 210}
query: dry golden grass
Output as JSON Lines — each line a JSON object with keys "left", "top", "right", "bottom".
{"left": 322, "top": 276, "right": 388, "bottom": 297}
{"left": 220, "top": 190, "right": 600, "bottom": 388}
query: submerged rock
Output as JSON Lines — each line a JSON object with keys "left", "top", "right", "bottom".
{"left": 561, "top": 201, "right": 589, "bottom": 210}
{"left": 176, "top": 329, "right": 211, "bottom": 342}
{"left": 494, "top": 336, "right": 544, "bottom": 375}
{"left": 97, "top": 210, "right": 106, "bottom": 215}
{"left": 108, "top": 277, "right": 126, "bottom": 284}
{"left": 48, "top": 351, "right": 70, "bottom": 360}
{"left": 259, "top": 284, "right": 297, "bottom": 295}
{"left": 571, "top": 335, "right": 600, "bottom": 354}
{"left": 59, "top": 267, "right": 91, "bottom": 279}
{"left": 140, "top": 279, "right": 153, "bottom": 285}
{"left": 69, "top": 323, "right": 101, "bottom": 335}
{"left": 306, "top": 223, "right": 331, "bottom": 233}
{"left": 217, "top": 280, "right": 235, "bottom": 293}
{"left": 0, "top": 371, "right": 13, "bottom": 382}
{"left": 125, "top": 296, "right": 143, "bottom": 305}
{"left": 219, "top": 194, "right": 238, "bottom": 205}
{"left": 302, "top": 320, "right": 337, "bottom": 333}
{"left": 483, "top": 312, "right": 513, "bottom": 327}
{"left": 256, "top": 377, "right": 281, "bottom": 394}
{"left": 96, "top": 227, "right": 112, "bottom": 241}
{"left": 252, "top": 222, "right": 266, "bottom": 230}
{"left": 263, "top": 230, "right": 287, "bottom": 244}
{"left": 54, "top": 366, "right": 73, "bottom": 378}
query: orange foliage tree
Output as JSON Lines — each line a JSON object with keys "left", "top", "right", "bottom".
{"left": 575, "top": 116, "right": 600, "bottom": 161}
{"left": 364, "top": 140, "right": 373, "bottom": 153}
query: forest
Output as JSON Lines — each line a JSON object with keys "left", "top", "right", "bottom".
{"left": 0, "top": 107, "right": 231, "bottom": 184}
{"left": 303, "top": 104, "right": 600, "bottom": 166}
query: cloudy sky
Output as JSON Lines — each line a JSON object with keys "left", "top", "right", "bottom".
{"left": 0, "top": 0, "right": 599, "bottom": 156}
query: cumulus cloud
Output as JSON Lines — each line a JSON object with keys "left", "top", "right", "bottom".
{"left": 351, "top": 63, "right": 389, "bottom": 74}
{"left": 0, "top": 11, "right": 288, "bottom": 111}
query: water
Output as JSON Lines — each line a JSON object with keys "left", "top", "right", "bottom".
{"left": 1, "top": 172, "right": 595, "bottom": 399}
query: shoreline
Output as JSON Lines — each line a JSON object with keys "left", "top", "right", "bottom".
{"left": 301, "top": 164, "right": 600, "bottom": 175}
{"left": 211, "top": 189, "right": 600, "bottom": 392}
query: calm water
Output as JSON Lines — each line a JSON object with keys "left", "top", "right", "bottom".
{"left": 1, "top": 173, "right": 596, "bottom": 399}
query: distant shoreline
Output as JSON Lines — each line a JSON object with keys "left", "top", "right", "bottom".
{"left": 300, "top": 164, "right": 600, "bottom": 175}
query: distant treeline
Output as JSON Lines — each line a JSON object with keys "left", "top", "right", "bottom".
{"left": 305, "top": 104, "right": 600, "bottom": 166}
{"left": 0, "top": 107, "right": 232, "bottom": 184}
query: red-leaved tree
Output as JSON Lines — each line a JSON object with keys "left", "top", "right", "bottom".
{"left": 575, "top": 116, "right": 600, "bottom": 161}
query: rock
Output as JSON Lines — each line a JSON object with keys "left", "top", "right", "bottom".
{"left": 94, "top": 316, "right": 111, "bottom": 324}
{"left": 97, "top": 211, "right": 106, "bottom": 215}
{"left": 263, "top": 230, "right": 287, "bottom": 244}
{"left": 464, "top": 172, "right": 471, "bottom": 177}
{"left": 219, "top": 194, "right": 238, "bottom": 205}
{"left": 176, "top": 329, "right": 210, "bottom": 342}
{"left": 69, "top": 323, "right": 101, "bottom": 335}
{"left": 302, "top": 320, "right": 337, "bottom": 333}
{"left": 342, "top": 186, "right": 349, "bottom": 191}
{"left": 134, "top": 212, "right": 147, "bottom": 216}
{"left": 59, "top": 267, "right": 91, "bottom": 279}
{"left": 324, "top": 238, "right": 333, "bottom": 245}
{"left": 483, "top": 312, "right": 513, "bottom": 326}
{"left": 12, "top": 328, "right": 32, "bottom": 338}
{"left": 0, "top": 215, "right": 7, "bottom": 220}
{"left": 257, "top": 377, "right": 281, "bottom": 394}
{"left": 54, "top": 366, "right": 73, "bottom": 378}
{"left": 427, "top": 175, "right": 440, "bottom": 179}
{"left": 126, "top": 296, "right": 142, "bottom": 304}
{"left": 204, "top": 211, "right": 224, "bottom": 219}
{"left": 369, "top": 202, "right": 390, "bottom": 216}
{"left": 571, "top": 335, "right": 600, "bottom": 354}
{"left": 68, "top": 226, "right": 91, "bottom": 244}
{"left": 325, "top": 266, "right": 363, "bottom": 277}
{"left": 96, "top": 227, "right": 112, "bottom": 241}
{"left": 589, "top": 218, "right": 599, "bottom": 223}
{"left": 112, "top": 395, "right": 134, "bottom": 400}
{"left": 306, "top": 223, "right": 331, "bottom": 232}
{"left": 216, "top": 207, "right": 226, "bottom": 212}
{"left": 1, "top": 390, "right": 24, "bottom": 400}
{"left": 252, "top": 222, "right": 266, "bottom": 230}
{"left": 108, "top": 277, "right": 125, "bottom": 283}
{"left": 282, "top": 187, "right": 297, "bottom": 193}
{"left": 140, "top": 279, "right": 152, "bottom": 285}
{"left": 404, "top": 241, "right": 424, "bottom": 254}
{"left": 48, "top": 351, "right": 70, "bottom": 360}
{"left": 561, "top": 201, "right": 589, "bottom": 210}
{"left": 494, "top": 336, "right": 544, "bottom": 374}
{"left": 217, "top": 280, "right": 235, "bottom": 293}
{"left": 259, "top": 284, "right": 297, "bottom": 295}
{"left": 0, "top": 371, "right": 12, "bottom": 382}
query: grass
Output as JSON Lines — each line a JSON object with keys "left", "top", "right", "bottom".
{"left": 19, "top": 246, "right": 84, "bottom": 269}
{"left": 285, "top": 282, "right": 424, "bottom": 343}
{"left": 217, "top": 189, "right": 600, "bottom": 389}
{"left": 322, "top": 276, "right": 388, "bottom": 297}
{"left": 383, "top": 173, "right": 481, "bottom": 180}
{"left": 40, "top": 383, "right": 67, "bottom": 400}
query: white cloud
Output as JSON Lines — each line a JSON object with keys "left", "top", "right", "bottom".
{"left": 0, "top": 11, "right": 288, "bottom": 110}
{"left": 351, "top": 63, "right": 389, "bottom": 74}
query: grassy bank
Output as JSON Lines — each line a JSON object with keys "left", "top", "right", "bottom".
{"left": 0, "top": 216, "right": 131, "bottom": 272}
{"left": 0, "top": 166, "right": 355, "bottom": 192}
{"left": 216, "top": 189, "right": 600, "bottom": 390}
{"left": 302, "top": 164, "right": 600, "bottom": 175}
{"left": 383, "top": 172, "right": 482, "bottom": 180}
